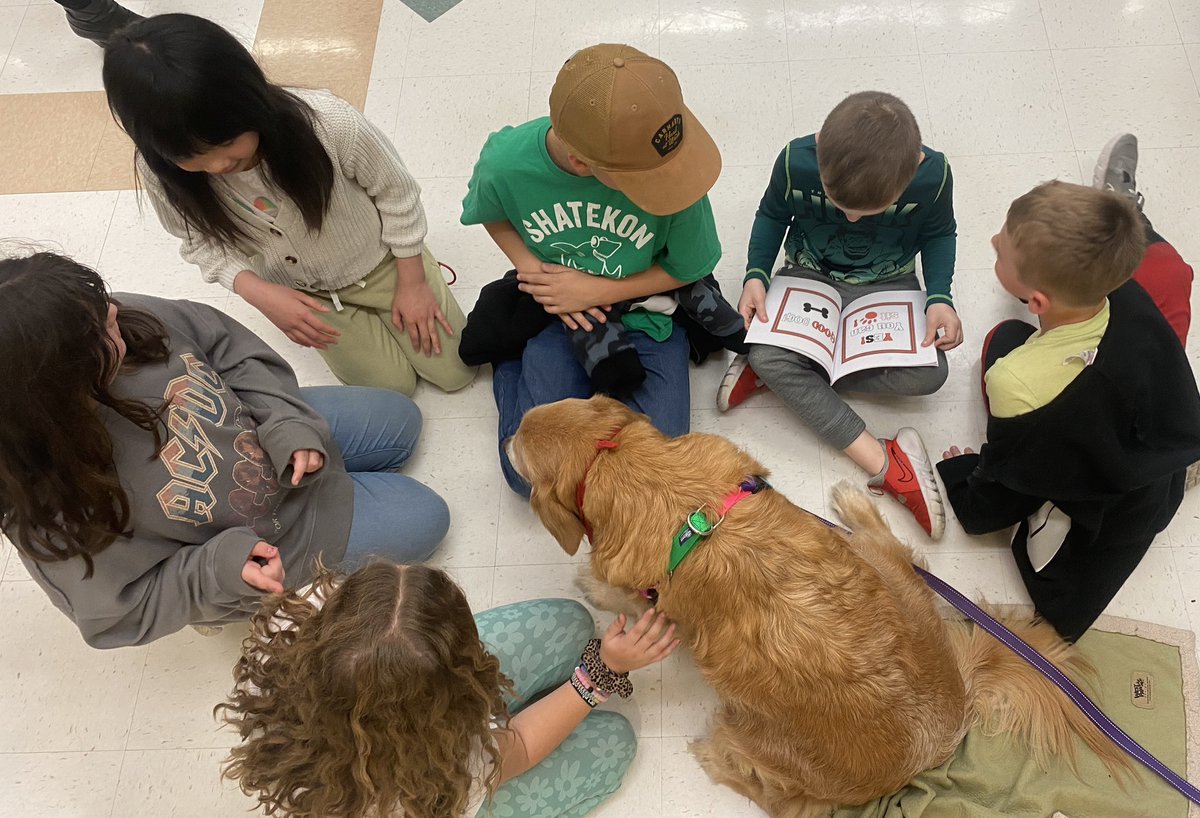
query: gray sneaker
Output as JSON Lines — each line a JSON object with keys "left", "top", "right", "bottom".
{"left": 1093, "top": 133, "right": 1144, "bottom": 211}
{"left": 190, "top": 624, "right": 224, "bottom": 637}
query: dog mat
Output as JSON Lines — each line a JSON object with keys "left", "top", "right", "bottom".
{"left": 833, "top": 613, "right": 1200, "bottom": 818}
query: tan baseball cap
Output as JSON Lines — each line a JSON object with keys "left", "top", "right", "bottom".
{"left": 549, "top": 44, "right": 721, "bottom": 217}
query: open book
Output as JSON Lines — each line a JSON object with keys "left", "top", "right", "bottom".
{"left": 744, "top": 276, "right": 939, "bottom": 383}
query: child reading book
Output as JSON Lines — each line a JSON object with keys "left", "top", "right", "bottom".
{"left": 719, "top": 91, "right": 960, "bottom": 539}
{"left": 744, "top": 277, "right": 939, "bottom": 384}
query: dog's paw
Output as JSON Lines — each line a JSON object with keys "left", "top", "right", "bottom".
{"left": 574, "top": 570, "right": 652, "bottom": 618}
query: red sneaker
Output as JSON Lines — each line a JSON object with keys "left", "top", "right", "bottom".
{"left": 717, "top": 354, "right": 766, "bottom": 411}
{"left": 869, "top": 428, "right": 946, "bottom": 539}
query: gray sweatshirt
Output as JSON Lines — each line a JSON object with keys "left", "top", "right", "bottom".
{"left": 15, "top": 295, "right": 353, "bottom": 648}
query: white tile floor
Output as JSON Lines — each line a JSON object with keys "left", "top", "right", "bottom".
{"left": 2, "top": 0, "right": 1200, "bottom": 815}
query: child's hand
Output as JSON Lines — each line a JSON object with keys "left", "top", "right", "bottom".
{"left": 941, "top": 445, "right": 975, "bottom": 460}
{"left": 739, "top": 279, "right": 768, "bottom": 328}
{"left": 242, "top": 541, "right": 285, "bottom": 594}
{"left": 924, "top": 304, "right": 963, "bottom": 350}
{"left": 243, "top": 280, "right": 341, "bottom": 349}
{"left": 392, "top": 279, "right": 454, "bottom": 356}
{"left": 289, "top": 448, "right": 324, "bottom": 486}
{"left": 598, "top": 609, "right": 680, "bottom": 674}
{"left": 519, "top": 264, "right": 606, "bottom": 314}
{"left": 559, "top": 308, "right": 610, "bottom": 332}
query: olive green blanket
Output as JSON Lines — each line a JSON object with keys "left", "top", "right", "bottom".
{"left": 834, "top": 615, "right": 1199, "bottom": 818}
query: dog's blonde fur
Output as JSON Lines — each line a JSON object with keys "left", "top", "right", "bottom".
{"left": 512, "top": 397, "right": 1132, "bottom": 816}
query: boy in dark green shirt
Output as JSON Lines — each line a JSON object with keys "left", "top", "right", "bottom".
{"left": 719, "top": 92, "right": 961, "bottom": 539}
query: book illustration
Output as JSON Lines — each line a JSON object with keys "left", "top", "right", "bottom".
{"left": 746, "top": 276, "right": 938, "bottom": 383}
{"left": 841, "top": 301, "right": 919, "bottom": 362}
{"left": 770, "top": 286, "right": 839, "bottom": 356}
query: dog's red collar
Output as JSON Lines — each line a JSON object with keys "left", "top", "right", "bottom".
{"left": 576, "top": 426, "right": 623, "bottom": 542}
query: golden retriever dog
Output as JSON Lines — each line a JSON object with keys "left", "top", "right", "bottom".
{"left": 508, "top": 396, "right": 1131, "bottom": 818}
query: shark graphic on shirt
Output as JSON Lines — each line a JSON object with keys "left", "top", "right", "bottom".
{"left": 550, "top": 236, "right": 624, "bottom": 277}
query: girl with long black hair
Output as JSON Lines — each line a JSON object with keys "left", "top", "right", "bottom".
{"left": 103, "top": 13, "right": 476, "bottom": 396}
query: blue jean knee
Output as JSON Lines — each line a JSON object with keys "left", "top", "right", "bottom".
{"left": 621, "top": 323, "right": 690, "bottom": 437}
{"left": 300, "top": 385, "right": 423, "bottom": 472}
{"left": 341, "top": 472, "right": 450, "bottom": 568}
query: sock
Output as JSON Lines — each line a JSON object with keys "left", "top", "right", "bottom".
{"left": 866, "top": 439, "right": 890, "bottom": 486}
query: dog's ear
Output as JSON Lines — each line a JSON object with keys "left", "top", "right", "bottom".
{"left": 530, "top": 485, "right": 586, "bottom": 555}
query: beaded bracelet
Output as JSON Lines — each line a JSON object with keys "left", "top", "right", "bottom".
{"left": 569, "top": 669, "right": 607, "bottom": 708}
{"left": 580, "top": 638, "right": 634, "bottom": 699}
{"left": 578, "top": 665, "right": 610, "bottom": 703}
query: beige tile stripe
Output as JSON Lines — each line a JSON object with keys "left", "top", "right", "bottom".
{"left": 0, "top": 0, "right": 384, "bottom": 195}
{"left": 256, "top": 0, "right": 383, "bottom": 111}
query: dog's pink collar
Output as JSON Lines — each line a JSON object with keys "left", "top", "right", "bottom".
{"left": 642, "top": 476, "right": 771, "bottom": 605}
{"left": 715, "top": 478, "right": 764, "bottom": 517}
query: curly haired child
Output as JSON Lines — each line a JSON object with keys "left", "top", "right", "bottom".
{"left": 219, "top": 561, "right": 678, "bottom": 818}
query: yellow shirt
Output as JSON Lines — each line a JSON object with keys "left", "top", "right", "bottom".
{"left": 985, "top": 301, "right": 1111, "bottom": 418}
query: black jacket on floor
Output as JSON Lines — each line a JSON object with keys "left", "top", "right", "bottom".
{"left": 459, "top": 271, "right": 747, "bottom": 396}
{"left": 937, "top": 280, "right": 1200, "bottom": 641}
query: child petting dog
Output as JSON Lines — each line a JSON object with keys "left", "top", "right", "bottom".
{"left": 719, "top": 92, "right": 961, "bottom": 540}
{"left": 939, "top": 135, "right": 1200, "bottom": 642}
{"left": 219, "top": 560, "right": 678, "bottom": 818}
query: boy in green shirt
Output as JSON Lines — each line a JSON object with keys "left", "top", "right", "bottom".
{"left": 719, "top": 92, "right": 961, "bottom": 538}
{"left": 461, "top": 44, "right": 725, "bottom": 495}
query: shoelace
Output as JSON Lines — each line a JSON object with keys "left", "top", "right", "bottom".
{"left": 1103, "top": 182, "right": 1145, "bottom": 210}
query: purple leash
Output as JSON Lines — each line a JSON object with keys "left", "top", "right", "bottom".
{"left": 914, "top": 564, "right": 1200, "bottom": 805}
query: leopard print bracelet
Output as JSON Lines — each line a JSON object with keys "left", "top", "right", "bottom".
{"left": 581, "top": 638, "right": 634, "bottom": 699}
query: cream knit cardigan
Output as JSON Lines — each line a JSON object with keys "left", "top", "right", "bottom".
{"left": 140, "top": 88, "right": 426, "bottom": 293}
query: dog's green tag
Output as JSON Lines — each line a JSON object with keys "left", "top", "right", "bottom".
{"left": 668, "top": 510, "right": 714, "bottom": 577}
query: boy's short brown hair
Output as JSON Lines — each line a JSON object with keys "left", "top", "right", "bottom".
{"left": 817, "top": 91, "right": 922, "bottom": 211}
{"left": 1006, "top": 181, "right": 1145, "bottom": 307}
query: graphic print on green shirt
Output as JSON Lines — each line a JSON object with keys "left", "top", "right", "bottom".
{"left": 745, "top": 135, "right": 958, "bottom": 308}
{"left": 461, "top": 117, "right": 722, "bottom": 338}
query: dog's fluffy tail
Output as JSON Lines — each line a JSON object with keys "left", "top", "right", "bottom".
{"left": 948, "top": 613, "right": 1137, "bottom": 783}
{"left": 832, "top": 483, "right": 1136, "bottom": 783}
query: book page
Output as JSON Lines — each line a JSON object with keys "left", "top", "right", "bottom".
{"left": 744, "top": 277, "right": 843, "bottom": 377}
{"left": 832, "top": 290, "right": 940, "bottom": 382}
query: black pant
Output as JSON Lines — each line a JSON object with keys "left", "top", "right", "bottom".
{"left": 980, "top": 318, "right": 1181, "bottom": 642}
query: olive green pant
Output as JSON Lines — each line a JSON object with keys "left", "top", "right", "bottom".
{"left": 310, "top": 249, "right": 476, "bottom": 395}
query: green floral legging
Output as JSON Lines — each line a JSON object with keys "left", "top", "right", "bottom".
{"left": 473, "top": 598, "right": 637, "bottom": 818}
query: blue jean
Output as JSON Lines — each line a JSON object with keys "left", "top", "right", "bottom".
{"left": 300, "top": 387, "right": 449, "bottom": 567}
{"left": 493, "top": 321, "right": 691, "bottom": 495}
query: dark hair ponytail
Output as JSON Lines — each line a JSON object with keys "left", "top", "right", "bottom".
{"left": 103, "top": 13, "right": 335, "bottom": 247}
